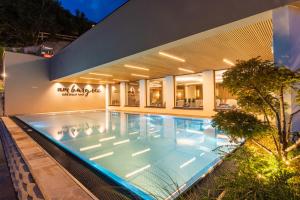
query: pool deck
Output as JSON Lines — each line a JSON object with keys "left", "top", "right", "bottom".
{"left": 1, "top": 117, "right": 95, "bottom": 200}
{"left": 108, "top": 106, "right": 214, "bottom": 119}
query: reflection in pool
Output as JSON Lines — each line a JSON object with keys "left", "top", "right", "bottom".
{"left": 18, "top": 111, "right": 238, "bottom": 200}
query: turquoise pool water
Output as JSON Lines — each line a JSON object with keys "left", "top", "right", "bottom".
{"left": 18, "top": 111, "right": 238, "bottom": 200}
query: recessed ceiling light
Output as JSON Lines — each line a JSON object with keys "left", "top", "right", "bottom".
{"left": 80, "top": 77, "right": 102, "bottom": 81}
{"left": 131, "top": 73, "right": 149, "bottom": 78}
{"left": 159, "top": 51, "right": 186, "bottom": 62}
{"left": 99, "top": 81, "right": 115, "bottom": 84}
{"left": 124, "top": 64, "right": 149, "bottom": 71}
{"left": 89, "top": 72, "right": 113, "bottom": 77}
{"left": 223, "top": 58, "right": 235, "bottom": 66}
{"left": 178, "top": 67, "right": 195, "bottom": 73}
{"left": 113, "top": 79, "right": 129, "bottom": 82}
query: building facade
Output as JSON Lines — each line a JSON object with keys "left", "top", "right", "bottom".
{"left": 4, "top": 0, "right": 300, "bottom": 129}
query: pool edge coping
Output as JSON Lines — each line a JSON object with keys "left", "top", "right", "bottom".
{"left": 1, "top": 117, "right": 97, "bottom": 200}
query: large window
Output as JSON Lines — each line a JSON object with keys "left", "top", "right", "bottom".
{"left": 215, "top": 70, "right": 237, "bottom": 110}
{"left": 109, "top": 84, "right": 120, "bottom": 106}
{"left": 147, "top": 79, "right": 164, "bottom": 107}
{"left": 125, "top": 81, "right": 140, "bottom": 107}
{"left": 175, "top": 73, "right": 203, "bottom": 109}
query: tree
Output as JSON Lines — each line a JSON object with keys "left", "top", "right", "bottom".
{"left": 212, "top": 110, "right": 270, "bottom": 140}
{"left": 212, "top": 57, "right": 300, "bottom": 161}
{"left": 0, "top": 0, "right": 93, "bottom": 46}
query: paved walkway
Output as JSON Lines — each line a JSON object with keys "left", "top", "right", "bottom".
{"left": 1, "top": 117, "right": 95, "bottom": 200}
{"left": 0, "top": 136, "right": 17, "bottom": 200}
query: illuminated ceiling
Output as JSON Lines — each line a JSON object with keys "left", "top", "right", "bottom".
{"left": 55, "top": 11, "right": 273, "bottom": 84}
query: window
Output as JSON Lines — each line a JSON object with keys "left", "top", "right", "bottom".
{"left": 175, "top": 73, "right": 203, "bottom": 109}
{"left": 215, "top": 70, "right": 237, "bottom": 110}
{"left": 125, "top": 81, "right": 140, "bottom": 107}
{"left": 147, "top": 79, "right": 164, "bottom": 107}
{"left": 109, "top": 84, "right": 120, "bottom": 106}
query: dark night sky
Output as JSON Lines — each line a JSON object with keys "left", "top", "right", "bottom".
{"left": 60, "top": 0, "right": 128, "bottom": 22}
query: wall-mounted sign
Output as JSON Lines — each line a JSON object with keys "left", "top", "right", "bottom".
{"left": 57, "top": 84, "right": 102, "bottom": 97}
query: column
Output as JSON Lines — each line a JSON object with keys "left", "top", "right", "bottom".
{"left": 139, "top": 79, "right": 146, "bottom": 108}
{"left": 164, "top": 76, "right": 175, "bottom": 109}
{"left": 202, "top": 70, "right": 215, "bottom": 112}
{"left": 105, "top": 84, "right": 110, "bottom": 110}
{"left": 273, "top": 6, "right": 300, "bottom": 71}
{"left": 273, "top": 6, "right": 300, "bottom": 131}
{"left": 120, "top": 82, "right": 126, "bottom": 107}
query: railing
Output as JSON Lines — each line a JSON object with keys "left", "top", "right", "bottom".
{"left": 37, "top": 32, "right": 78, "bottom": 42}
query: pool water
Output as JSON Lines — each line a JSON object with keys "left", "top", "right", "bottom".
{"left": 18, "top": 111, "right": 238, "bottom": 200}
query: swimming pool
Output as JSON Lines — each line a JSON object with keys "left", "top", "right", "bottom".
{"left": 17, "top": 111, "right": 238, "bottom": 200}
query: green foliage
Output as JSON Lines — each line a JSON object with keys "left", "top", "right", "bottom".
{"left": 0, "top": 0, "right": 93, "bottom": 46}
{"left": 0, "top": 46, "right": 3, "bottom": 84}
{"left": 214, "top": 57, "right": 300, "bottom": 158}
{"left": 220, "top": 146, "right": 300, "bottom": 200}
{"left": 212, "top": 110, "right": 270, "bottom": 140}
{"left": 223, "top": 57, "right": 300, "bottom": 97}
{"left": 222, "top": 57, "right": 300, "bottom": 117}
{"left": 237, "top": 92, "right": 278, "bottom": 117}
{"left": 296, "top": 90, "right": 300, "bottom": 105}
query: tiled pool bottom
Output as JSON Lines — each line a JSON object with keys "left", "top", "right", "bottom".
{"left": 17, "top": 111, "right": 238, "bottom": 200}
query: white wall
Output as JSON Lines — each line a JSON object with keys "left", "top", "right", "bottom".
{"left": 4, "top": 52, "right": 105, "bottom": 115}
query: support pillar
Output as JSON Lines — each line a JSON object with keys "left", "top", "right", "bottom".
{"left": 139, "top": 80, "right": 146, "bottom": 108}
{"left": 164, "top": 76, "right": 175, "bottom": 109}
{"left": 273, "top": 6, "right": 300, "bottom": 131}
{"left": 273, "top": 6, "right": 300, "bottom": 71}
{"left": 202, "top": 70, "right": 215, "bottom": 112}
{"left": 120, "top": 82, "right": 126, "bottom": 107}
{"left": 105, "top": 84, "right": 110, "bottom": 110}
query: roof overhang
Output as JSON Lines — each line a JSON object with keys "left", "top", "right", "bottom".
{"left": 55, "top": 11, "right": 273, "bottom": 84}
{"left": 50, "top": 0, "right": 299, "bottom": 84}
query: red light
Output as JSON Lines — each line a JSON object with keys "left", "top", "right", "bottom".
{"left": 43, "top": 54, "right": 53, "bottom": 58}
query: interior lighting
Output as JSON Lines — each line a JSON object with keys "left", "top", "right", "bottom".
{"left": 159, "top": 51, "right": 186, "bottom": 62}
{"left": 89, "top": 72, "right": 113, "bottom": 77}
{"left": 178, "top": 67, "right": 195, "bottom": 73}
{"left": 113, "top": 79, "right": 129, "bottom": 82}
{"left": 223, "top": 58, "right": 235, "bottom": 66}
{"left": 131, "top": 73, "right": 149, "bottom": 78}
{"left": 80, "top": 77, "right": 102, "bottom": 81}
{"left": 124, "top": 64, "right": 149, "bottom": 71}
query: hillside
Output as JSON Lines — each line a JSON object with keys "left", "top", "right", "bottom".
{"left": 0, "top": 0, "right": 93, "bottom": 47}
